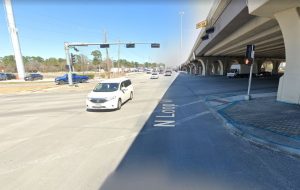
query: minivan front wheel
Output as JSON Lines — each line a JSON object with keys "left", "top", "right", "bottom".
{"left": 117, "top": 99, "right": 122, "bottom": 110}
{"left": 129, "top": 92, "right": 133, "bottom": 100}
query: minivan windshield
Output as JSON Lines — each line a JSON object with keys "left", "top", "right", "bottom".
{"left": 93, "top": 83, "right": 119, "bottom": 92}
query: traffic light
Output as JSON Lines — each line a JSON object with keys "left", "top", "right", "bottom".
{"left": 245, "top": 58, "right": 252, "bottom": 65}
{"left": 201, "top": 34, "right": 209, "bottom": 41}
{"left": 70, "top": 53, "right": 76, "bottom": 65}
{"left": 151, "top": 43, "right": 160, "bottom": 48}
{"left": 246, "top": 45, "right": 255, "bottom": 60}
{"left": 205, "top": 26, "right": 215, "bottom": 34}
{"left": 126, "top": 43, "right": 135, "bottom": 48}
{"left": 100, "top": 44, "right": 110, "bottom": 48}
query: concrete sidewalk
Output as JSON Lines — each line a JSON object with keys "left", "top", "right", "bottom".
{"left": 206, "top": 92, "right": 300, "bottom": 158}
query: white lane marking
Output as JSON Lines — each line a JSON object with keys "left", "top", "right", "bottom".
{"left": 176, "top": 111, "right": 210, "bottom": 125}
{"left": 177, "top": 99, "right": 205, "bottom": 108}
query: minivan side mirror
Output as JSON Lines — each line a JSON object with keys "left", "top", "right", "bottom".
{"left": 121, "top": 87, "right": 126, "bottom": 92}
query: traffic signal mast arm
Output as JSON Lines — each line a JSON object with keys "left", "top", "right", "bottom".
{"left": 64, "top": 41, "right": 160, "bottom": 85}
{"left": 65, "top": 42, "right": 160, "bottom": 48}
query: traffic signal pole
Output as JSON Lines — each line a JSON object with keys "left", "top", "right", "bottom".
{"left": 246, "top": 60, "right": 254, "bottom": 100}
{"left": 245, "top": 45, "right": 255, "bottom": 101}
{"left": 64, "top": 42, "right": 73, "bottom": 85}
{"left": 4, "top": 0, "right": 25, "bottom": 80}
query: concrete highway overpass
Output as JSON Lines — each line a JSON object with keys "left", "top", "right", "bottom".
{"left": 182, "top": 0, "right": 300, "bottom": 105}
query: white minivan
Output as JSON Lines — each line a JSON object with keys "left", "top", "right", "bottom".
{"left": 86, "top": 78, "right": 134, "bottom": 111}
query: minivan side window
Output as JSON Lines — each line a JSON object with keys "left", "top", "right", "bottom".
{"left": 120, "top": 82, "right": 125, "bottom": 89}
{"left": 124, "top": 80, "right": 131, "bottom": 87}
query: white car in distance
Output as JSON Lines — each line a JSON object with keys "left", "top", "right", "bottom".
{"left": 150, "top": 72, "right": 159, "bottom": 79}
{"left": 86, "top": 78, "right": 134, "bottom": 111}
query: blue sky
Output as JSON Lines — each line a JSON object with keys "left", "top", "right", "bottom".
{"left": 0, "top": 0, "right": 213, "bottom": 66}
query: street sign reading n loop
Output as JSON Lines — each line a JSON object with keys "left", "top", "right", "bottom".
{"left": 196, "top": 20, "right": 207, "bottom": 29}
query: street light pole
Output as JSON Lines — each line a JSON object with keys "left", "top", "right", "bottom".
{"left": 179, "top": 11, "right": 184, "bottom": 49}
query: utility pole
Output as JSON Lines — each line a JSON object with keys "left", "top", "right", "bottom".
{"left": 4, "top": 0, "right": 25, "bottom": 80}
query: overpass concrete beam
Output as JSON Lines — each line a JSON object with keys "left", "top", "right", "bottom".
{"left": 248, "top": 0, "right": 300, "bottom": 18}
{"left": 206, "top": 17, "right": 276, "bottom": 55}
{"left": 214, "top": 26, "right": 281, "bottom": 56}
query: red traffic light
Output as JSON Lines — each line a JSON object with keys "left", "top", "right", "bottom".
{"left": 245, "top": 58, "right": 252, "bottom": 65}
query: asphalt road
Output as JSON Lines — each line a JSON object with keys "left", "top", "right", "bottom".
{"left": 0, "top": 73, "right": 177, "bottom": 190}
{"left": 101, "top": 73, "right": 300, "bottom": 190}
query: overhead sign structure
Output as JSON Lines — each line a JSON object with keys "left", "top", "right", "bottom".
{"left": 196, "top": 20, "right": 207, "bottom": 29}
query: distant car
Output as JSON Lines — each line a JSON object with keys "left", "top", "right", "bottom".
{"left": 164, "top": 70, "right": 172, "bottom": 76}
{"left": 150, "top": 72, "right": 159, "bottom": 79}
{"left": 0, "top": 73, "right": 7, "bottom": 81}
{"left": 86, "top": 77, "right": 134, "bottom": 111}
{"left": 24, "top": 73, "right": 43, "bottom": 81}
{"left": 5, "top": 73, "right": 16, "bottom": 80}
{"left": 55, "top": 73, "right": 89, "bottom": 85}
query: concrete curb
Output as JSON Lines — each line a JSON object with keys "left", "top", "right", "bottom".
{"left": 206, "top": 99, "right": 300, "bottom": 159}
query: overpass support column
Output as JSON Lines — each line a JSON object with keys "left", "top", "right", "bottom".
{"left": 197, "top": 59, "right": 206, "bottom": 76}
{"left": 272, "top": 60, "right": 280, "bottom": 75}
{"left": 275, "top": 7, "right": 300, "bottom": 104}
{"left": 188, "top": 65, "right": 192, "bottom": 74}
{"left": 256, "top": 60, "right": 264, "bottom": 73}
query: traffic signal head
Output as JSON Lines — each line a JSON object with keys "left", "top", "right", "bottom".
{"left": 201, "top": 34, "right": 209, "bottom": 41}
{"left": 126, "top": 43, "right": 135, "bottom": 48}
{"left": 70, "top": 53, "right": 76, "bottom": 65}
{"left": 246, "top": 45, "right": 255, "bottom": 59}
{"left": 100, "top": 44, "right": 110, "bottom": 48}
{"left": 245, "top": 58, "right": 252, "bottom": 65}
{"left": 151, "top": 43, "right": 160, "bottom": 48}
{"left": 205, "top": 26, "right": 215, "bottom": 34}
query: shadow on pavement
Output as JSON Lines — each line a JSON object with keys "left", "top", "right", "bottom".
{"left": 99, "top": 74, "right": 300, "bottom": 190}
